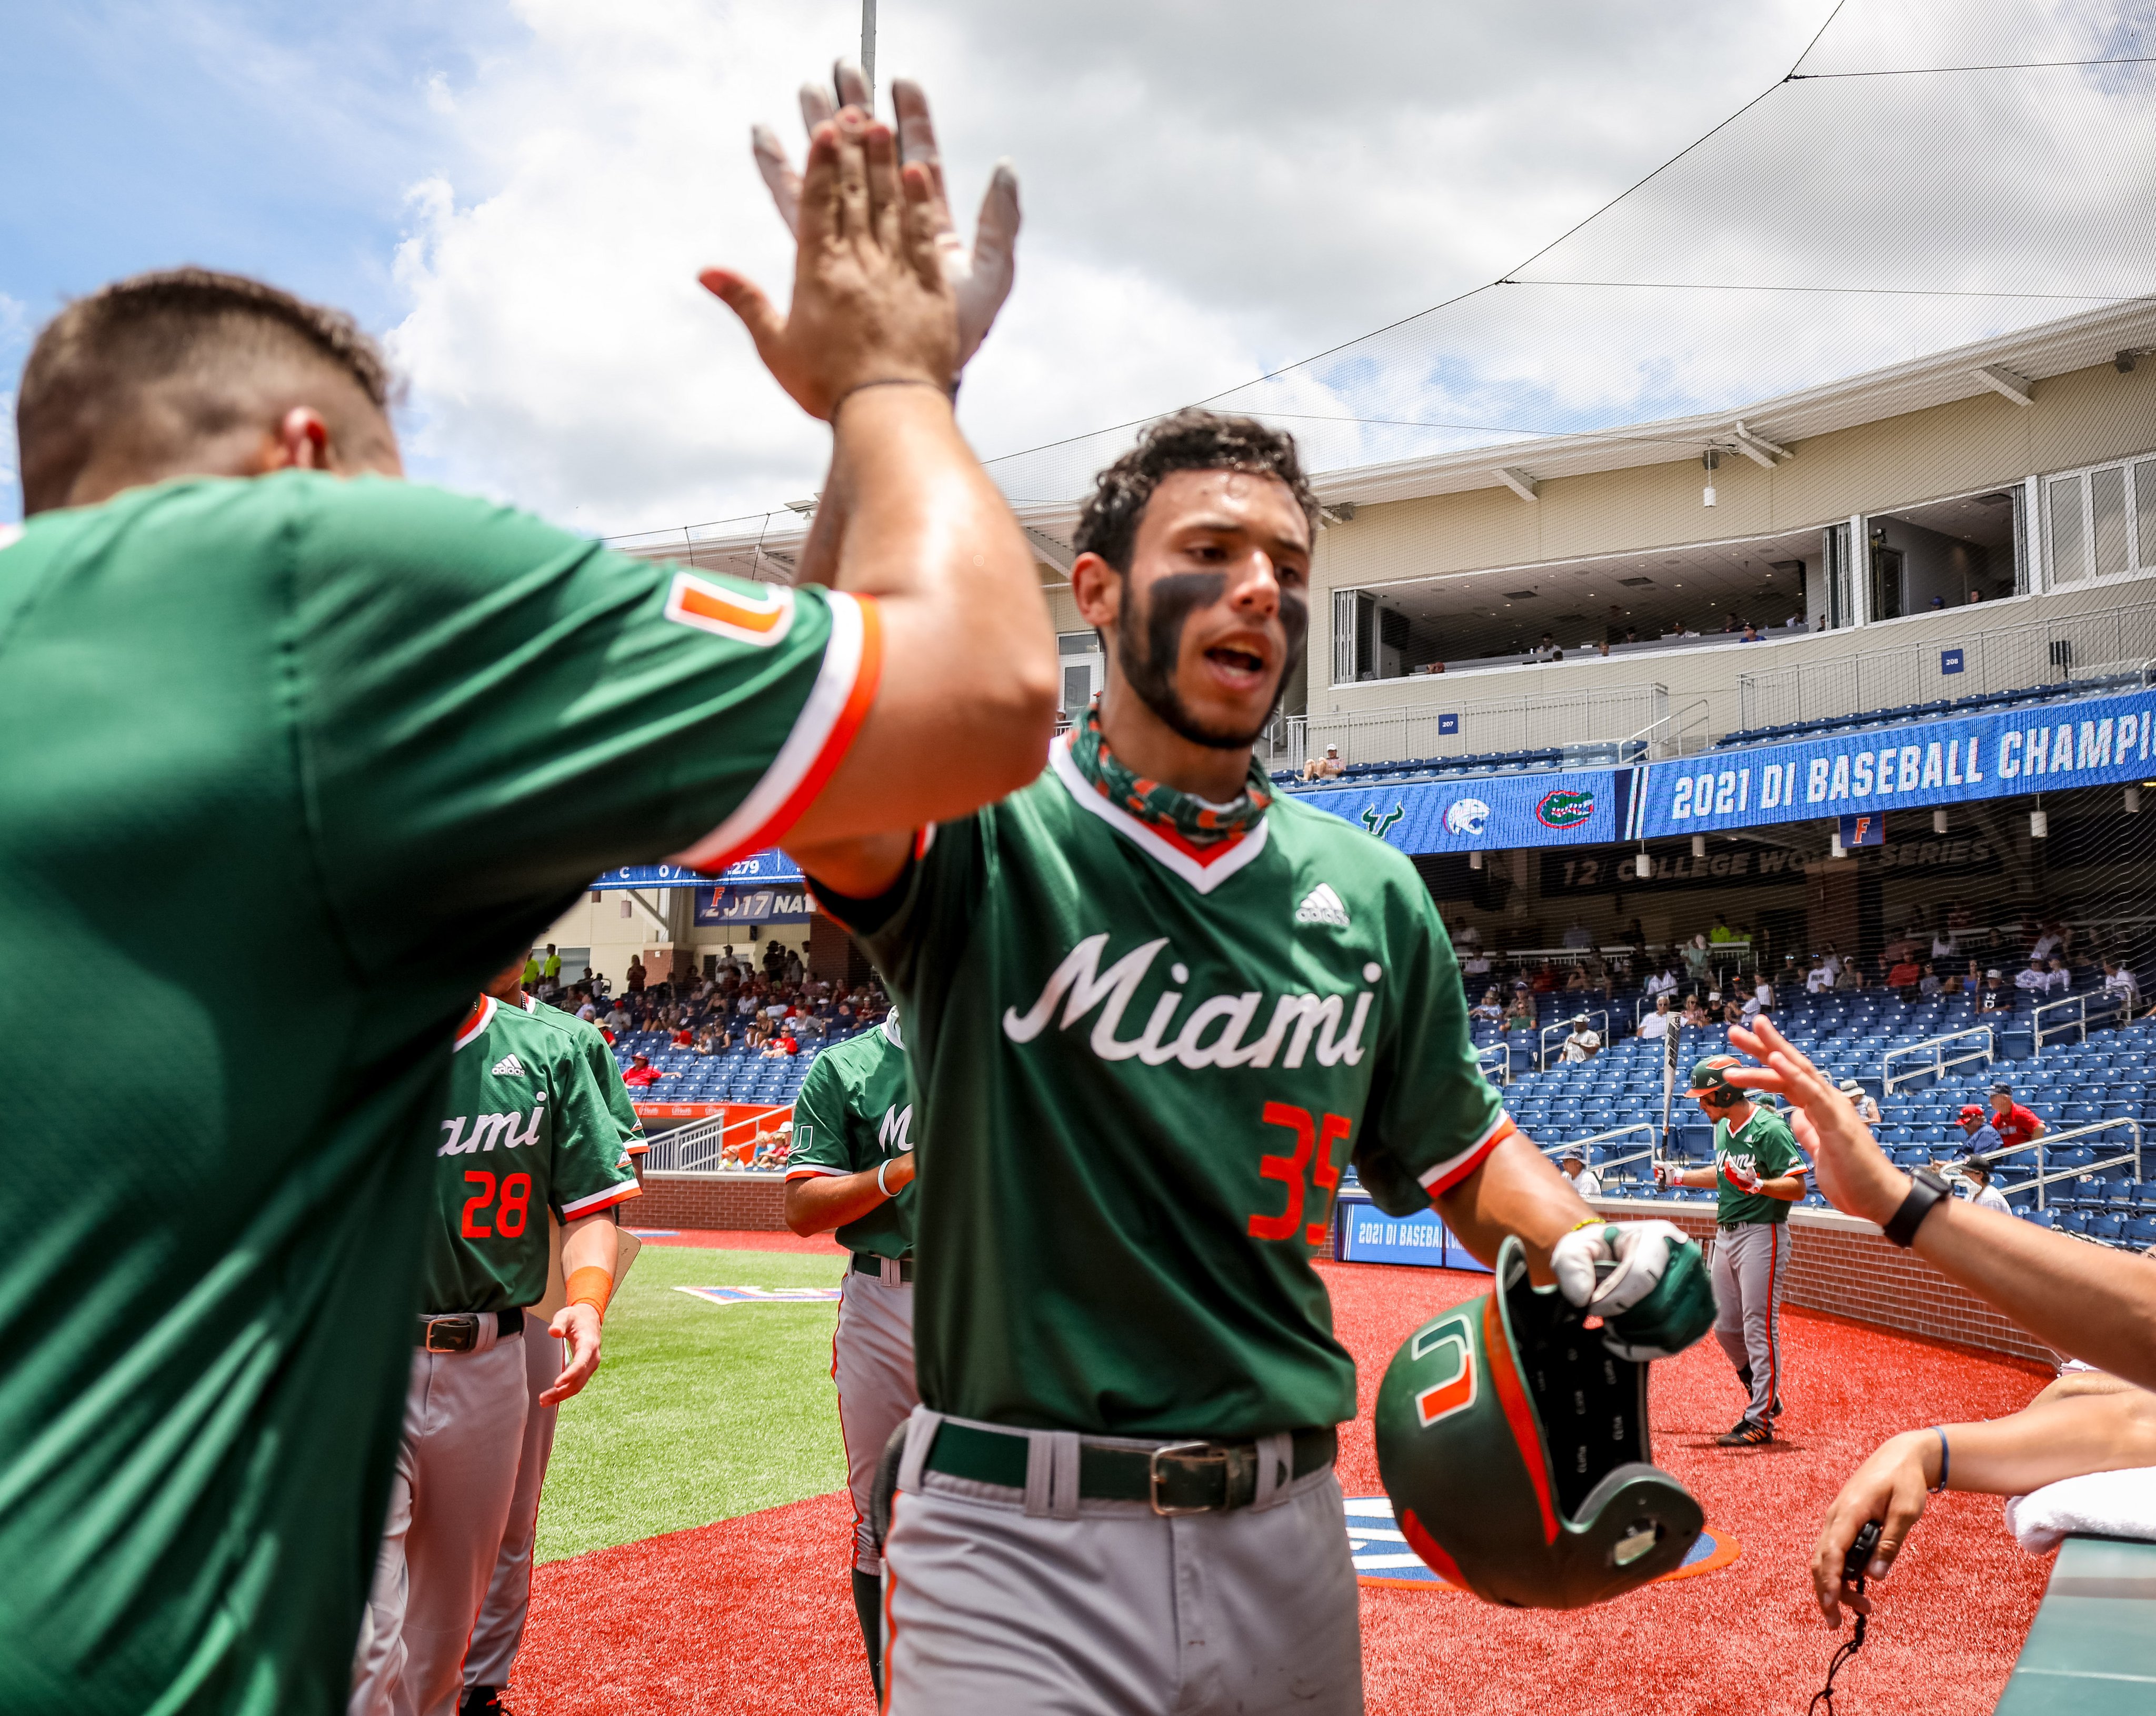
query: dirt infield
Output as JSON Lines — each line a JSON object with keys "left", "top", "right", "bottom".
{"left": 512, "top": 1255, "right": 2053, "bottom": 1715}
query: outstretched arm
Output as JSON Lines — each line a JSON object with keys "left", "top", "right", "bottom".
{"left": 785, "top": 1155, "right": 915, "bottom": 1235}
{"left": 1728, "top": 1016, "right": 2156, "bottom": 1391}
{"left": 1811, "top": 1386, "right": 2156, "bottom": 1626}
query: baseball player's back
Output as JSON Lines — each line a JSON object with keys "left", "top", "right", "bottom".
{"left": 0, "top": 474, "right": 876, "bottom": 1715}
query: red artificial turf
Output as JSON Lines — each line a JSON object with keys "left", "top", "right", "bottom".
{"left": 511, "top": 1259, "right": 2055, "bottom": 1716}
{"left": 630, "top": 1228, "right": 843, "bottom": 1253}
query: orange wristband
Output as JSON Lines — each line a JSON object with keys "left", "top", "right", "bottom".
{"left": 565, "top": 1267, "right": 613, "bottom": 1316}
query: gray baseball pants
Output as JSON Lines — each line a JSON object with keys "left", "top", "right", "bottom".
{"left": 350, "top": 1320, "right": 527, "bottom": 1716}
{"left": 463, "top": 1321, "right": 562, "bottom": 1690}
{"left": 882, "top": 1408, "right": 1363, "bottom": 1715}
{"left": 1711, "top": 1221, "right": 1791, "bottom": 1426}
{"left": 834, "top": 1265, "right": 917, "bottom": 1577}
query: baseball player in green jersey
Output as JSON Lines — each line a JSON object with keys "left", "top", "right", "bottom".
{"left": 350, "top": 990, "right": 639, "bottom": 1716}
{"left": 782, "top": 1008, "right": 919, "bottom": 1701}
{"left": 791, "top": 411, "right": 1713, "bottom": 1714}
{"left": 462, "top": 974, "right": 646, "bottom": 1716}
{"left": 1, "top": 74, "right": 1054, "bottom": 1715}
{"left": 1656, "top": 1056, "right": 1807, "bottom": 1446}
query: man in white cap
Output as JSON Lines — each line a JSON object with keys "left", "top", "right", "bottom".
{"left": 1558, "top": 1148, "right": 1603, "bottom": 1198}
{"left": 1561, "top": 1013, "right": 1602, "bottom": 1064}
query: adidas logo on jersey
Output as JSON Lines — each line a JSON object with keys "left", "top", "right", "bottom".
{"left": 490, "top": 1053, "right": 527, "bottom": 1079}
{"left": 1294, "top": 884, "right": 1350, "bottom": 928}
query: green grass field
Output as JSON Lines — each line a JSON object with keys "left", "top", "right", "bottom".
{"left": 536, "top": 1245, "right": 849, "bottom": 1563}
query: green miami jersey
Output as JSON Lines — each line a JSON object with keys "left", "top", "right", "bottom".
{"left": 818, "top": 733, "right": 1511, "bottom": 1438}
{"left": 430, "top": 999, "right": 640, "bottom": 1311}
{"left": 1714, "top": 1106, "right": 1803, "bottom": 1226}
{"left": 785, "top": 1015, "right": 917, "bottom": 1260}
{"left": 0, "top": 473, "right": 881, "bottom": 1716}
{"left": 546, "top": 1000, "right": 648, "bottom": 1161}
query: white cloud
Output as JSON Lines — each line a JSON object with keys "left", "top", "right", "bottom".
{"left": 385, "top": 0, "right": 2156, "bottom": 534}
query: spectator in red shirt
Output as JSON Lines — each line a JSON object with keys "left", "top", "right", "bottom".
{"left": 621, "top": 1053, "right": 674, "bottom": 1090}
{"left": 672, "top": 1024, "right": 695, "bottom": 1049}
{"left": 1886, "top": 956, "right": 1922, "bottom": 995}
{"left": 760, "top": 1029, "right": 800, "bottom": 1060}
{"left": 1987, "top": 1082, "right": 2045, "bottom": 1150}
{"left": 1531, "top": 961, "right": 1559, "bottom": 994}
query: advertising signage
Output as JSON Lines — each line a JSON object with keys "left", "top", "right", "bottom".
{"left": 1296, "top": 769, "right": 1628, "bottom": 853}
{"left": 591, "top": 851, "right": 803, "bottom": 890}
{"left": 1631, "top": 686, "right": 2156, "bottom": 840}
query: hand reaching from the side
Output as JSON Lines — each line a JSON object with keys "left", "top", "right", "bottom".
{"left": 753, "top": 64, "right": 1019, "bottom": 374}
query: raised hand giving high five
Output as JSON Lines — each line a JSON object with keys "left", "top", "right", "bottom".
{"left": 754, "top": 64, "right": 1020, "bottom": 374}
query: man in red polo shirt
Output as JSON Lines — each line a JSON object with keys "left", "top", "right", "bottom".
{"left": 621, "top": 1054, "right": 673, "bottom": 1091}
{"left": 1987, "top": 1082, "right": 2046, "bottom": 1151}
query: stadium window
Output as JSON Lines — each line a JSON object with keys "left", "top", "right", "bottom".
{"left": 2042, "top": 452, "right": 2156, "bottom": 591}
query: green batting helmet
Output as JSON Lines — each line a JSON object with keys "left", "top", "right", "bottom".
{"left": 1686, "top": 1055, "right": 1748, "bottom": 1101}
{"left": 1374, "top": 1236, "right": 1704, "bottom": 1609}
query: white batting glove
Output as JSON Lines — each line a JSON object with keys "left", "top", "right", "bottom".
{"left": 753, "top": 67, "right": 1021, "bottom": 372}
{"left": 1550, "top": 1220, "right": 1691, "bottom": 1318}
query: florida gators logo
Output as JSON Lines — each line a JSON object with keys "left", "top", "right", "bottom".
{"left": 1535, "top": 788, "right": 1596, "bottom": 830}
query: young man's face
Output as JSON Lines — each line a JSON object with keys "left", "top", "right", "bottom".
{"left": 1084, "top": 468, "right": 1312, "bottom": 749}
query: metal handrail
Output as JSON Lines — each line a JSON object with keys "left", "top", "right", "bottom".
{"left": 1970, "top": 1118, "right": 2143, "bottom": 1211}
{"left": 1618, "top": 696, "right": 1711, "bottom": 763}
{"left": 1881, "top": 1026, "right": 1995, "bottom": 1094}
{"left": 2032, "top": 989, "right": 2129, "bottom": 1050}
{"left": 1476, "top": 1042, "right": 1512, "bottom": 1086}
{"left": 1539, "top": 1010, "right": 1611, "bottom": 1071}
{"left": 642, "top": 1104, "right": 794, "bottom": 1173}
{"left": 1539, "top": 1122, "right": 1660, "bottom": 1183}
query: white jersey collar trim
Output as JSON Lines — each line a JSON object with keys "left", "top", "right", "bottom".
{"left": 881, "top": 1011, "right": 904, "bottom": 1050}
{"left": 454, "top": 995, "right": 498, "bottom": 1053}
{"left": 1047, "top": 732, "right": 1271, "bottom": 896}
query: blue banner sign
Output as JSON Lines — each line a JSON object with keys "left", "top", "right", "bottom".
{"left": 1633, "top": 686, "right": 2156, "bottom": 838}
{"left": 1297, "top": 769, "right": 1625, "bottom": 853}
{"left": 1839, "top": 812, "right": 1885, "bottom": 848}
{"left": 1332, "top": 1194, "right": 1493, "bottom": 1273}
{"left": 592, "top": 851, "right": 803, "bottom": 891}
{"left": 694, "top": 885, "right": 813, "bottom": 926}
{"left": 1941, "top": 649, "right": 1964, "bottom": 675}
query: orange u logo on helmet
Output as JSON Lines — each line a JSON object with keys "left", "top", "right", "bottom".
{"left": 1410, "top": 1319, "right": 1478, "bottom": 1429}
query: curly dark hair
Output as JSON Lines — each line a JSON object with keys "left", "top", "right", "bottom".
{"left": 1072, "top": 408, "right": 1320, "bottom": 572}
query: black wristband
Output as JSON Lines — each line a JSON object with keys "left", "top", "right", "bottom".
{"left": 1882, "top": 1166, "right": 1951, "bottom": 1249}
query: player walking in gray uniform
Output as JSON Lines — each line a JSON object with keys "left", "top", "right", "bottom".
{"left": 351, "top": 982, "right": 638, "bottom": 1716}
{"left": 793, "top": 412, "right": 1711, "bottom": 1713}
{"left": 461, "top": 981, "right": 646, "bottom": 1716}
{"left": 783, "top": 1009, "right": 919, "bottom": 1701}
{"left": 1658, "top": 1055, "right": 1805, "bottom": 1446}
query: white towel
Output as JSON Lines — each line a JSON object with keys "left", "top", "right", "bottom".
{"left": 2004, "top": 1465, "right": 2156, "bottom": 1553}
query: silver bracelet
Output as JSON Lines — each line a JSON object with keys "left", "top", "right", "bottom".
{"left": 876, "top": 1158, "right": 894, "bottom": 1198}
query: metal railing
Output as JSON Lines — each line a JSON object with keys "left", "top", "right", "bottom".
{"left": 1538, "top": 1011, "right": 1611, "bottom": 1072}
{"left": 1476, "top": 1043, "right": 1513, "bottom": 1086}
{"left": 1619, "top": 696, "right": 1713, "bottom": 763}
{"left": 1882, "top": 1026, "right": 1995, "bottom": 1095}
{"left": 2032, "top": 990, "right": 2131, "bottom": 1050}
{"left": 1292, "top": 684, "right": 1666, "bottom": 772}
{"left": 1735, "top": 595, "right": 2156, "bottom": 732}
{"left": 641, "top": 1104, "right": 793, "bottom": 1174}
{"left": 1540, "top": 1123, "right": 1661, "bottom": 1186}
{"left": 1984, "top": 1118, "right": 2144, "bottom": 1211}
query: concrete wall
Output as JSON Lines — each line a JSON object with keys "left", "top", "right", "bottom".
{"left": 1310, "top": 357, "right": 2156, "bottom": 739}
{"left": 1588, "top": 1199, "right": 2057, "bottom": 1365}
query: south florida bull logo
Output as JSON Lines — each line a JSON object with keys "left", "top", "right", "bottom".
{"left": 1535, "top": 787, "right": 1596, "bottom": 830}
{"left": 1442, "top": 798, "right": 1492, "bottom": 837}
{"left": 1360, "top": 802, "right": 1406, "bottom": 840}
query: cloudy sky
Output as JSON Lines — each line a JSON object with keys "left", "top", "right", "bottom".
{"left": 3, "top": 1, "right": 2150, "bottom": 531}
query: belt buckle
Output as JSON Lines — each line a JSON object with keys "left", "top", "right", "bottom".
{"left": 423, "top": 1315, "right": 477, "bottom": 1353}
{"left": 1149, "top": 1440, "right": 1226, "bottom": 1517}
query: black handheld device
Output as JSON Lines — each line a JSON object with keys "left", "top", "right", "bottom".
{"left": 1811, "top": 1521, "right": 1883, "bottom": 1714}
